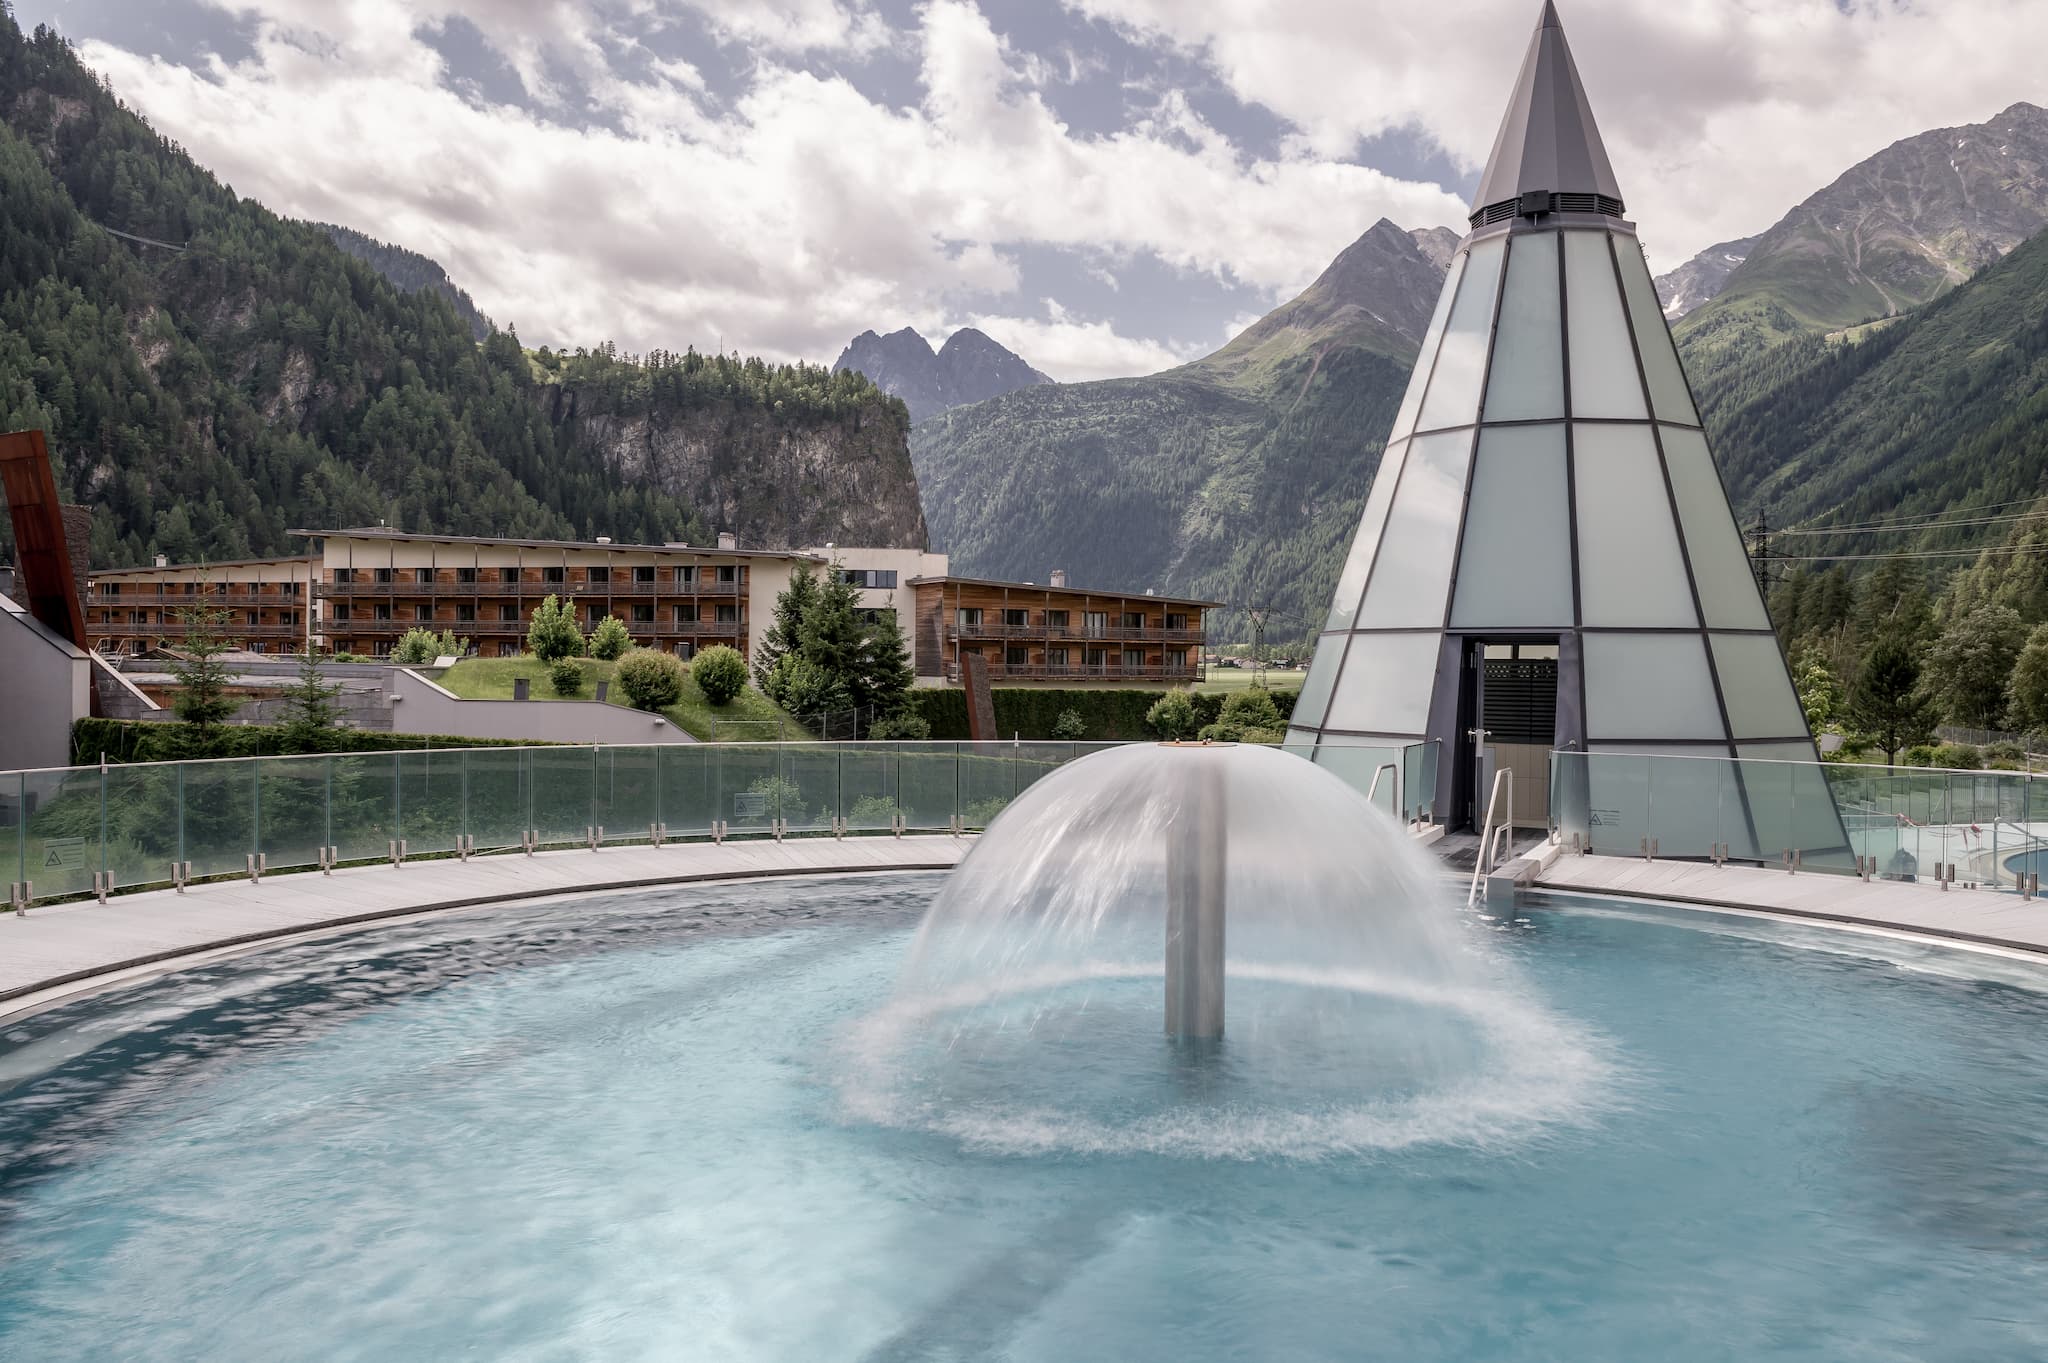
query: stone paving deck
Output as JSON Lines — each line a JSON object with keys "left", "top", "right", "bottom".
{"left": 1534, "top": 851, "right": 2048, "bottom": 956}
{"left": 0, "top": 835, "right": 968, "bottom": 1009}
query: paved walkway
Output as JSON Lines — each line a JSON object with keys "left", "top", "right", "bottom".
{"left": 1535, "top": 852, "right": 2048, "bottom": 956}
{"left": 0, "top": 835, "right": 968, "bottom": 1008}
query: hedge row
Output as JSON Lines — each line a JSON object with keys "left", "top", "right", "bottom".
{"left": 903, "top": 687, "right": 1300, "bottom": 741}
{"left": 71, "top": 718, "right": 559, "bottom": 767}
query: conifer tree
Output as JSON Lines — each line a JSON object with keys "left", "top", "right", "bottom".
{"left": 169, "top": 601, "right": 240, "bottom": 735}
{"left": 280, "top": 643, "right": 344, "bottom": 750}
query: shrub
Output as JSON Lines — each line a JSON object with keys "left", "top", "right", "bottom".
{"left": 1219, "top": 688, "right": 1283, "bottom": 733}
{"left": 1145, "top": 691, "right": 1200, "bottom": 740}
{"left": 391, "top": 626, "right": 467, "bottom": 665}
{"left": 1929, "top": 742, "right": 1982, "bottom": 770}
{"left": 1983, "top": 741, "right": 2026, "bottom": 771}
{"left": 588, "top": 615, "right": 633, "bottom": 661}
{"left": 1900, "top": 744, "right": 1939, "bottom": 768}
{"left": 549, "top": 657, "right": 586, "bottom": 697}
{"left": 868, "top": 712, "right": 931, "bottom": 741}
{"left": 1050, "top": 708, "right": 1089, "bottom": 741}
{"left": 615, "top": 648, "right": 685, "bottom": 710}
{"left": 692, "top": 644, "right": 748, "bottom": 706}
{"left": 848, "top": 794, "right": 900, "bottom": 827}
{"left": 527, "top": 595, "right": 585, "bottom": 663}
{"left": 962, "top": 796, "right": 1010, "bottom": 828}
{"left": 743, "top": 775, "right": 808, "bottom": 826}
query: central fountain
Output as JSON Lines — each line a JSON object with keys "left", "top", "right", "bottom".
{"left": 841, "top": 742, "right": 1605, "bottom": 1158}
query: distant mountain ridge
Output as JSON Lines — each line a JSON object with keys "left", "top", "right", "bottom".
{"left": 833, "top": 326, "right": 1051, "bottom": 423}
{"left": 912, "top": 219, "right": 1446, "bottom": 638}
{"left": 1654, "top": 234, "right": 1760, "bottom": 320}
{"left": 1675, "top": 101, "right": 2048, "bottom": 388}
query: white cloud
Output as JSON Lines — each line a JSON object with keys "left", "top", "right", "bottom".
{"left": 1064, "top": 0, "right": 2048, "bottom": 267}
{"left": 73, "top": 0, "right": 1468, "bottom": 381}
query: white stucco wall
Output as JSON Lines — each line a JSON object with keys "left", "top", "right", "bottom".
{"left": 0, "top": 596, "right": 91, "bottom": 772}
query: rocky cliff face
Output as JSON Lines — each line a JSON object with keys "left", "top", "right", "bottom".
{"left": 1654, "top": 234, "right": 1760, "bottom": 319}
{"left": 541, "top": 385, "right": 929, "bottom": 550}
{"left": 834, "top": 326, "right": 1051, "bottom": 423}
{"left": 1676, "top": 101, "right": 2048, "bottom": 380}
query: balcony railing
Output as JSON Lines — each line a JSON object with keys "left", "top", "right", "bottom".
{"left": 946, "top": 623, "right": 1205, "bottom": 643}
{"left": 316, "top": 579, "right": 742, "bottom": 598}
{"left": 93, "top": 590, "right": 306, "bottom": 606}
{"left": 323, "top": 618, "right": 745, "bottom": 638}
{"left": 92, "top": 622, "right": 308, "bottom": 639}
{"left": 943, "top": 662, "right": 1205, "bottom": 683}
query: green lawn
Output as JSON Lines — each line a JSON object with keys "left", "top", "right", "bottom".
{"left": 1198, "top": 668, "right": 1306, "bottom": 694}
{"left": 437, "top": 656, "right": 807, "bottom": 741}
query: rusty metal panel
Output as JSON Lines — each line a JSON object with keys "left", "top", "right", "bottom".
{"left": 0, "top": 429, "right": 88, "bottom": 647}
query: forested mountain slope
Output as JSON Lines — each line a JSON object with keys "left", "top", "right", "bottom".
{"left": 0, "top": 14, "right": 926, "bottom": 566}
{"left": 911, "top": 220, "right": 1444, "bottom": 639}
{"left": 315, "top": 222, "right": 493, "bottom": 342}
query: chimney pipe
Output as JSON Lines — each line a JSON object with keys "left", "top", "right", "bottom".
{"left": 1049, "top": 568, "right": 1067, "bottom": 589}
{"left": 717, "top": 531, "right": 738, "bottom": 551}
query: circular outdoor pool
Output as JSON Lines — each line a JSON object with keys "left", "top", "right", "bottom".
{"left": 0, "top": 873, "right": 2043, "bottom": 1361}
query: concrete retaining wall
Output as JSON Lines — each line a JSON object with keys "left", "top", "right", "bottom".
{"left": 387, "top": 668, "right": 694, "bottom": 744}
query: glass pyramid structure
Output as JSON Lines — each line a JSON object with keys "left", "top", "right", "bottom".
{"left": 1288, "top": 2, "right": 1826, "bottom": 841}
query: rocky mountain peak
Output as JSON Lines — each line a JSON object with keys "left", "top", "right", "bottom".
{"left": 834, "top": 326, "right": 1049, "bottom": 423}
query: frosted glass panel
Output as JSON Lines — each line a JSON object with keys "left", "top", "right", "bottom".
{"left": 1388, "top": 253, "right": 1465, "bottom": 441}
{"left": 1323, "top": 442, "right": 1406, "bottom": 630}
{"left": 1710, "top": 633, "right": 1805, "bottom": 739}
{"left": 1614, "top": 239, "right": 1698, "bottom": 424}
{"left": 1563, "top": 231, "right": 1647, "bottom": 419}
{"left": 1357, "top": 431, "right": 1474, "bottom": 627}
{"left": 1292, "top": 632, "right": 1347, "bottom": 728}
{"left": 1584, "top": 633, "right": 1723, "bottom": 740}
{"left": 1573, "top": 424, "right": 1696, "bottom": 627}
{"left": 1736, "top": 741, "right": 1818, "bottom": 762}
{"left": 1450, "top": 425, "right": 1572, "bottom": 627}
{"left": 1483, "top": 233, "right": 1564, "bottom": 421}
{"left": 1661, "top": 427, "right": 1770, "bottom": 629}
{"left": 1416, "top": 238, "right": 1505, "bottom": 432}
{"left": 1321, "top": 632, "right": 1440, "bottom": 736}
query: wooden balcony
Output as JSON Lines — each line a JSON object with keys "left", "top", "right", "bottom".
{"left": 946, "top": 623, "right": 1205, "bottom": 644}
{"left": 316, "top": 579, "right": 742, "bottom": 598}
{"left": 941, "top": 662, "right": 1205, "bottom": 683}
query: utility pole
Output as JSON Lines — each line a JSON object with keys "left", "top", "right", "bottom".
{"left": 1747, "top": 510, "right": 1772, "bottom": 596}
{"left": 1246, "top": 608, "right": 1270, "bottom": 689}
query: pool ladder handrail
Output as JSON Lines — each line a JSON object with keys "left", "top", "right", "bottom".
{"left": 1364, "top": 762, "right": 1402, "bottom": 827}
{"left": 1466, "top": 766, "right": 1514, "bottom": 908}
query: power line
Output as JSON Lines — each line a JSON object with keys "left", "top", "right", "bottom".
{"left": 1777, "top": 496, "right": 2048, "bottom": 536}
{"left": 1773, "top": 545, "right": 2048, "bottom": 562}
{"left": 1776, "top": 509, "right": 2048, "bottom": 537}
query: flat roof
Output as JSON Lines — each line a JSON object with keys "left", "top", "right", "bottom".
{"left": 89, "top": 556, "right": 315, "bottom": 577}
{"left": 290, "top": 527, "right": 829, "bottom": 562}
{"left": 907, "top": 574, "right": 1223, "bottom": 608}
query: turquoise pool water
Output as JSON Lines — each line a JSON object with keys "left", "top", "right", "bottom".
{"left": 0, "top": 874, "right": 2044, "bottom": 1360}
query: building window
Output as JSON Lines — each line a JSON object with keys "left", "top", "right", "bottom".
{"left": 1121, "top": 611, "right": 1145, "bottom": 629}
{"left": 374, "top": 568, "right": 394, "bottom": 584}
{"left": 332, "top": 605, "right": 351, "bottom": 622}
{"left": 498, "top": 642, "right": 518, "bottom": 657}
{"left": 373, "top": 605, "right": 392, "bottom": 622}
{"left": 1003, "top": 608, "right": 1028, "bottom": 628}
{"left": 456, "top": 605, "right": 476, "bottom": 623}
{"left": 245, "top": 610, "right": 259, "bottom": 625}
{"left": 98, "top": 582, "right": 118, "bottom": 596}
{"left": 415, "top": 605, "right": 432, "bottom": 622}
{"left": 839, "top": 568, "right": 898, "bottom": 589}
{"left": 587, "top": 566, "right": 610, "bottom": 584}
{"left": 586, "top": 606, "right": 604, "bottom": 625}
{"left": 415, "top": 568, "right": 432, "bottom": 585}
{"left": 673, "top": 641, "right": 696, "bottom": 660}
{"left": 1006, "top": 646, "right": 1028, "bottom": 666}
{"left": 1084, "top": 647, "right": 1108, "bottom": 668}
{"left": 248, "top": 642, "right": 264, "bottom": 654}
{"left": 1048, "top": 647, "right": 1069, "bottom": 667}
{"left": 716, "top": 565, "right": 738, "bottom": 585}
{"left": 372, "top": 640, "right": 393, "bottom": 657}
{"left": 673, "top": 605, "right": 698, "bottom": 624}
{"left": 631, "top": 604, "right": 653, "bottom": 624}
{"left": 1084, "top": 611, "right": 1108, "bottom": 637}
{"left": 956, "top": 607, "right": 983, "bottom": 628}
{"left": 715, "top": 604, "right": 738, "bottom": 623}
{"left": 457, "top": 567, "right": 477, "bottom": 585}
{"left": 1046, "top": 609, "right": 1069, "bottom": 629}
{"left": 282, "top": 582, "right": 301, "bottom": 597}
{"left": 330, "top": 569, "right": 352, "bottom": 585}
{"left": 674, "top": 566, "right": 696, "bottom": 586}
{"left": 634, "top": 565, "right": 655, "bottom": 584}
{"left": 500, "top": 567, "right": 520, "bottom": 585}
{"left": 1165, "top": 612, "right": 1189, "bottom": 631}
{"left": 543, "top": 566, "right": 564, "bottom": 584}
{"left": 1123, "top": 648, "right": 1145, "bottom": 669}
{"left": 1167, "top": 648, "right": 1189, "bottom": 669}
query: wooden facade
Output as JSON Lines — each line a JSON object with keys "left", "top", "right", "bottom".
{"left": 911, "top": 576, "right": 1216, "bottom": 686}
{"left": 87, "top": 557, "right": 315, "bottom": 655}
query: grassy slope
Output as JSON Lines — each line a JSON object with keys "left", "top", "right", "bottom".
{"left": 438, "top": 657, "right": 805, "bottom": 741}
{"left": 1197, "top": 668, "right": 1307, "bottom": 694}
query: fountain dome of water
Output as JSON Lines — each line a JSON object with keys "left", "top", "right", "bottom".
{"left": 841, "top": 744, "right": 1611, "bottom": 1159}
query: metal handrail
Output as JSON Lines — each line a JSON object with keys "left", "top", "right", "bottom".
{"left": 1365, "top": 761, "right": 1401, "bottom": 823}
{"left": 1466, "top": 766, "right": 1514, "bottom": 908}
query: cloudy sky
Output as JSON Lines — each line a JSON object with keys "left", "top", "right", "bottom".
{"left": 15, "top": 0, "right": 2047, "bottom": 380}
